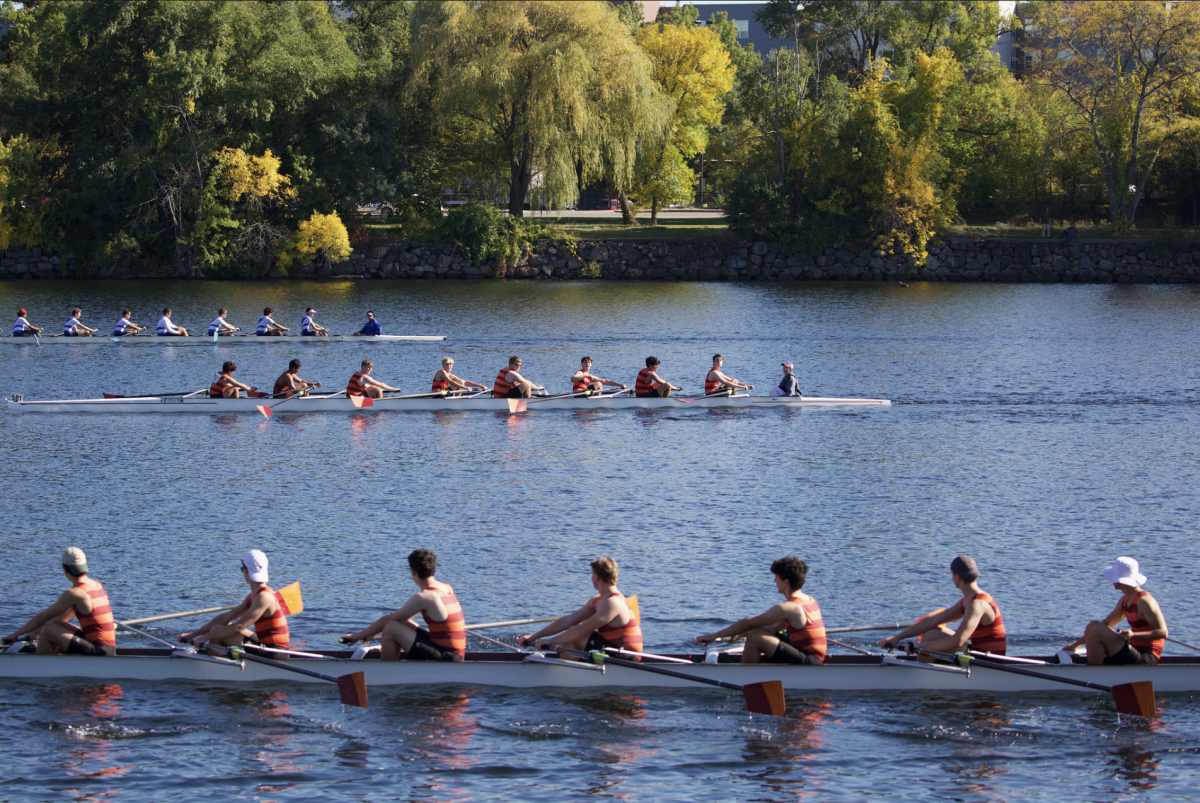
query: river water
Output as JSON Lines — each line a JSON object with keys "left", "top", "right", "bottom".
{"left": 0, "top": 279, "right": 1198, "bottom": 801}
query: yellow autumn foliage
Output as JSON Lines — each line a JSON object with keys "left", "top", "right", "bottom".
{"left": 215, "top": 147, "right": 297, "bottom": 204}
{"left": 276, "top": 212, "right": 351, "bottom": 273}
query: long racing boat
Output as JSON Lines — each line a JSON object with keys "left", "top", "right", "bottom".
{"left": 0, "top": 333, "right": 445, "bottom": 344}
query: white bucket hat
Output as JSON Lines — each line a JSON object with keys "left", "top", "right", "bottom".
{"left": 1103, "top": 556, "right": 1147, "bottom": 587}
{"left": 241, "top": 549, "right": 269, "bottom": 583}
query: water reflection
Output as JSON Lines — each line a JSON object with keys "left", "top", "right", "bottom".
{"left": 743, "top": 698, "right": 830, "bottom": 800}
{"left": 398, "top": 691, "right": 479, "bottom": 802}
{"left": 1109, "top": 744, "right": 1160, "bottom": 791}
{"left": 58, "top": 684, "right": 137, "bottom": 799}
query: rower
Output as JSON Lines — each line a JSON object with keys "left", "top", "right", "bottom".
{"left": 274, "top": 359, "right": 321, "bottom": 398}
{"left": 341, "top": 549, "right": 466, "bottom": 662}
{"left": 880, "top": 555, "right": 1006, "bottom": 659}
{"left": 432, "top": 357, "right": 486, "bottom": 394}
{"left": 63, "top": 307, "right": 97, "bottom": 337}
{"left": 347, "top": 359, "right": 399, "bottom": 399}
{"left": 12, "top": 309, "right": 42, "bottom": 337}
{"left": 517, "top": 558, "right": 643, "bottom": 654}
{"left": 704, "top": 354, "right": 753, "bottom": 395}
{"left": 207, "top": 308, "right": 239, "bottom": 337}
{"left": 179, "top": 550, "right": 289, "bottom": 649}
{"left": 571, "top": 357, "right": 627, "bottom": 394}
{"left": 353, "top": 311, "right": 382, "bottom": 337}
{"left": 210, "top": 361, "right": 256, "bottom": 398}
{"left": 300, "top": 307, "right": 328, "bottom": 336}
{"left": 157, "top": 308, "right": 189, "bottom": 337}
{"left": 770, "top": 362, "right": 802, "bottom": 397}
{"left": 493, "top": 355, "right": 544, "bottom": 399}
{"left": 112, "top": 309, "right": 146, "bottom": 337}
{"left": 256, "top": 307, "right": 288, "bottom": 336}
{"left": 1063, "top": 557, "right": 1167, "bottom": 666}
{"left": 635, "top": 356, "right": 681, "bottom": 398}
{"left": 1, "top": 548, "right": 116, "bottom": 656}
{"left": 695, "top": 557, "right": 825, "bottom": 665}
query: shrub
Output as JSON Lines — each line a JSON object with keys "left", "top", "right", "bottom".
{"left": 439, "top": 203, "right": 503, "bottom": 263}
{"left": 724, "top": 177, "right": 798, "bottom": 246}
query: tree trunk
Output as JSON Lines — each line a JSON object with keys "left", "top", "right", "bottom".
{"left": 618, "top": 191, "right": 635, "bottom": 225}
{"left": 650, "top": 195, "right": 659, "bottom": 226}
{"left": 508, "top": 151, "right": 533, "bottom": 218}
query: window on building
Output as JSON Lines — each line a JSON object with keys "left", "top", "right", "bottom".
{"left": 734, "top": 19, "right": 748, "bottom": 39}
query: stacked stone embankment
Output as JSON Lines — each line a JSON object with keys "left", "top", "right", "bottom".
{"left": 4, "top": 238, "right": 1200, "bottom": 282}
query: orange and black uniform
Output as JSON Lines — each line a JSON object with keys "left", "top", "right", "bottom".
{"left": 704, "top": 372, "right": 722, "bottom": 394}
{"left": 210, "top": 373, "right": 233, "bottom": 397}
{"left": 273, "top": 373, "right": 297, "bottom": 398}
{"left": 407, "top": 582, "right": 466, "bottom": 662}
{"left": 244, "top": 586, "right": 290, "bottom": 648}
{"left": 432, "top": 373, "right": 450, "bottom": 393}
{"left": 69, "top": 578, "right": 116, "bottom": 656}
{"left": 347, "top": 372, "right": 369, "bottom": 397}
{"left": 1108, "top": 590, "right": 1163, "bottom": 666}
{"left": 494, "top": 368, "right": 518, "bottom": 398}
{"left": 584, "top": 592, "right": 643, "bottom": 654}
{"left": 769, "top": 594, "right": 826, "bottom": 665}
{"left": 947, "top": 591, "right": 1007, "bottom": 655}
{"left": 572, "top": 374, "right": 598, "bottom": 393}
{"left": 635, "top": 369, "right": 660, "bottom": 397}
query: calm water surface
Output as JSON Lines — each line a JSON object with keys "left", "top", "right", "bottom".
{"left": 0, "top": 279, "right": 1198, "bottom": 801}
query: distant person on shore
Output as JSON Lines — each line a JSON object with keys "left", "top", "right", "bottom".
{"left": 432, "top": 357, "right": 486, "bottom": 394}
{"left": 572, "top": 356, "right": 626, "bottom": 394}
{"left": 255, "top": 307, "right": 287, "bottom": 336}
{"left": 880, "top": 555, "right": 1006, "bottom": 660}
{"left": 705, "top": 354, "right": 754, "bottom": 395}
{"left": 12, "top": 309, "right": 42, "bottom": 337}
{"left": 273, "top": 358, "right": 321, "bottom": 398}
{"left": 112, "top": 309, "right": 146, "bottom": 337}
{"left": 1, "top": 547, "right": 116, "bottom": 656}
{"left": 347, "top": 359, "right": 399, "bottom": 399}
{"left": 1062, "top": 557, "right": 1167, "bottom": 666}
{"left": 210, "top": 361, "right": 256, "bottom": 398}
{"left": 1042, "top": 208, "right": 1051, "bottom": 239}
{"left": 1062, "top": 223, "right": 1078, "bottom": 244}
{"left": 300, "top": 308, "right": 328, "bottom": 336}
{"left": 354, "top": 311, "right": 382, "bottom": 336}
{"left": 156, "top": 308, "right": 189, "bottom": 336}
{"left": 207, "top": 308, "right": 239, "bottom": 337}
{"left": 62, "top": 307, "right": 96, "bottom": 337}
{"left": 517, "top": 557, "right": 643, "bottom": 655}
{"left": 493, "top": 355, "right": 544, "bottom": 399}
{"left": 770, "top": 362, "right": 803, "bottom": 397}
{"left": 635, "top": 356, "right": 681, "bottom": 398}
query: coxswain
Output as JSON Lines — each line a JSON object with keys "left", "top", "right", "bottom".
{"left": 300, "top": 307, "right": 328, "bottom": 336}
{"left": 255, "top": 307, "right": 288, "bottom": 336}
{"left": 635, "top": 356, "right": 682, "bottom": 398}
{"left": 12, "top": 309, "right": 42, "bottom": 337}
{"left": 63, "top": 307, "right": 97, "bottom": 337}
{"left": 112, "top": 309, "right": 146, "bottom": 337}
{"left": 179, "top": 550, "right": 289, "bottom": 649}
{"left": 696, "top": 557, "right": 826, "bottom": 664}
{"left": 770, "top": 362, "right": 802, "bottom": 397}
{"left": 274, "top": 358, "right": 321, "bottom": 398}
{"left": 517, "top": 558, "right": 643, "bottom": 654}
{"left": 1063, "top": 557, "right": 1167, "bottom": 666}
{"left": 207, "top": 308, "right": 239, "bottom": 336}
{"left": 704, "top": 354, "right": 753, "bottom": 395}
{"left": 341, "top": 549, "right": 466, "bottom": 662}
{"left": 353, "top": 311, "right": 382, "bottom": 336}
{"left": 347, "top": 359, "right": 399, "bottom": 399}
{"left": 880, "top": 555, "right": 1006, "bottom": 659}
{"left": 432, "top": 357, "right": 486, "bottom": 394}
{"left": 493, "top": 355, "right": 544, "bottom": 399}
{"left": 1, "top": 548, "right": 116, "bottom": 656}
{"left": 157, "top": 308, "right": 189, "bottom": 337}
{"left": 571, "top": 357, "right": 627, "bottom": 394}
{"left": 210, "top": 361, "right": 256, "bottom": 398}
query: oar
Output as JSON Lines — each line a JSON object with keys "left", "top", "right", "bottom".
{"left": 258, "top": 384, "right": 325, "bottom": 417}
{"left": 707, "top": 622, "right": 906, "bottom": 645}
{"left": 119, "top": 581, "right": 304, "bottom": 626}
{"left": 466, "top": 616, "right": 559, "bottom": 631}
{"left": 558, "top": 647, "right": 786, "bottom": 717}
{"left": 468, "top": 630, "right": 528, "bottom": 653}
{"left": 919, "top": 647, "right": 1155, "bottom": 717}
{"left": 506, "top": 387, "right": 610, "bottom": 413}
{"left": 1167, "top": 636, "right": 1200, "bottom": 654}
{"left": 604, "top": 646, "right": 694, "bottom": 665}
{"left": 829, "top": 638, "right": 969, "bottom": 675}
{"left": 103, "top": 389, "right": 207, "bottom": 400}
{"left": 208, "top": 644, "right": 368, "bottom": 708}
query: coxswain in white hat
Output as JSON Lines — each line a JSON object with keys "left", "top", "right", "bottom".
{"left": 1, "top": 548, "right": 116, "bottom": 656}
{"left": 179, "top": 550, "right": 289, "bottom": 649}
{"left": 1063, "top": 557, "right": 1167, "bottom": 666}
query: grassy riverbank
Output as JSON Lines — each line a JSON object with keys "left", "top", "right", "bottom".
{"left": 947, "top": 223, "right": 1200, "bottom": 240}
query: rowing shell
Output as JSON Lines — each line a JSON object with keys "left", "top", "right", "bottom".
{"left": 0, "top": 334, "right": 445, "bottom": 345}
{"left": 5, "top": 393, "right": 891, "bottom": 414}
{"left": 0, "top": 649, "right": 1185, "bottom": 693}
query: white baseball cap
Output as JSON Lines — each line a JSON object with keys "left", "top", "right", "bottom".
{"left": 242, "top": 549, "right": 269, "bottom": 582}
{"left": 61, "top": 547, "right": 88, "bottom": 575}
{"left": 1103, "top": 556, "right": 1147, "bottom": 587}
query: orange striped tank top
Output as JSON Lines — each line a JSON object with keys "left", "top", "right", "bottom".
{"left": 635, "top": 369, "right": 657, "bottom": 396}
{"left": 244, "top": 586, "right": 290, "bottom": 648}
{"left": 432, "top": 372, "right": 450, "bottom": 393}
{"left": 494, "top": 368, "right": 516, "bottom": 397}
{"left": 75, "top": 579, "right": 116, "bottom": 646}
{"left": 704, "top": 371, "right": 722, "bottom": 394}
{"left": 572, "top": 374, "right": 594, "bottom": 393}
{"left": 592, "top": 592, "right": 643, "bottom": 653}
{"left": 1122, "top": 590, "right": 1163, "bottom": 659}
{"left": 424, "top": 582, "right": 466, "bottom": 656}
{"left": 966, "top": 591, "right": 1006, "bottom": 654}
{"left": 785, "top": 594, "right": 826, "bottom": 660}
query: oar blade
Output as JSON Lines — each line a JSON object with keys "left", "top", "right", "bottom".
{"left": 507, "top": 398, "right": 526, "bottom": 413}
{"left": 742, "top": 680, "right": 786, "bottom": 717}
{"left": 350, "top": 395, "right": 373, "bottom": 408}
{"left": 337, "top": 672, "right": 369, "bottom": 708}
{"left": 278, "top": 581, "right": 303, "bottom": 615}
{"left": 256, "top": 405, "right": 273, "bottom": 418}
{"left": 1112, "top": 681, "right": 1156, "bottom": 717}
{"left": 627, "top": 595, "right": 640, "bottom": 623}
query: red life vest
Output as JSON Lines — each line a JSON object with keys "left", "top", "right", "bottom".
{"left": 494, "top": 368, "right": 516, "bottom": 397}
{"left": 244, "top": 586, "right": 290, "bottom": 648}
{"left": 635, "top": 369, "right": 658, "bottom": 396}
{"left": 1122, "top": 590, "right": 1164, "bottom": 659}
{"left": 347, "top": 372, "right": 368, "bottom": 396}
{"left": 704, "top": 371, "right": 722, "bottom": 394}
{"left": 273, "top": 373, "right": 296, "bottom": 397}
{"left": 74, "top": 579, "right": 116, "bottom": 647}
{"left": 592, "top": 592, "right": 643, "bottom": 653}
{"left": 424, "top": 582, "right": 466, "bottom": 657}
{"left": 210, "top": 373, "right": 232, "bottom": 397}
{"left": 572, "top": 373, "right": 596, "bottom": 393}
{"left": 432, "top": 372, "right": 450, "bottom": 393}
{"left": 963, "top": 591, "right": 1006, "bottom": 654}
{"left": 785, "top": 594, "right": 827, "bottom": 660}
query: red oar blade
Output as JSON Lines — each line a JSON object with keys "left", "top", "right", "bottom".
{"left": 507, "top": 398, "right": 526, "bottom": 413}
{"left": 256, "top": 405, "right": 273, "bottom": 418}
{"left": 1112, "top": 681, "right": 1155, "bottom": 717}
{"left": 742, "top": 680, "right": 786, "bottom": 717}
{"left": 103, "top": 393, "right": 124, "bottom": 399}
{"left": 350, "top": 395, "right": 373, "bottom": 408}
{"left": 337, "top": 672, "right": 368, "bottom": 708}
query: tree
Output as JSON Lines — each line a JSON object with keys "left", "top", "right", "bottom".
{"left": 757, "top": 0, "right": 898, "bottom": 85}
{"left": 276, "top": 212, "right": 351, "bottom": 277}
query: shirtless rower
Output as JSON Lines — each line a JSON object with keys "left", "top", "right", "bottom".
{"left": 571, "top": 357, "right": 627, "bottom": 394}
{"left": 1, "top": 548, "right": 116, "bottom": 656}
{"left": 12, "top": 309, "right": 42, "bottom": 337}
{"left": 113, "top": 309, "right": 147, "bottom": 337}
{"left": 432, "top": 357, "right": 486, "bottom": 394}
{"left": 63, "top": 308, "right": 97, "bottom": 337}
{"left": 696, "top": 556, "right": 826, "bottom": 665}
{"left": 273, "top": 359, "right": 321, "bottom": 398}
{"left": 157, "top": 308, "right": 189, "bottom": 337}
{"left": 635, "top": 356, "right": 682, "bottom": 398}
{"left": 300, "top": 308, "right": 328, "bottom": 336}
{"left": 341, "top": 549, "right": 466, "bottom": 662}
{"left": 347, "top": 359, "right": 399, "bottom": 399}
{"left": 517, "top": 558, "right": 643, "bottom": 655}
{"left": 210, "top": 361, "right": 257, "bottom": 398}
{"left": 207, "top": 308, "right": 239, "bottom": 337}
{"left": 179, "top": 550, "right": 289, "bottom": 649}
{"left": 1063, "top": 557, "right": 1168, "bottom": 666}
{"left": 256, "top": 307, "right": 288, "bottom": 336}
{"left": 493, "top": 355, "right": 544, "bottom": 399}
{"left": 880, "top": 555, "right": 1006, "bottom": 660}
{"left": 704, "top": 354, "right": 754, "bottom": 395}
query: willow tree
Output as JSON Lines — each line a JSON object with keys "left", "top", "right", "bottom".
{"left": 411, "top": 1, "right": 670, "bottom": 217}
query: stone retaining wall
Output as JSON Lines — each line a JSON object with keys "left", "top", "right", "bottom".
{"left": 4, "top": 237, "right": 1200, "bottom": 283}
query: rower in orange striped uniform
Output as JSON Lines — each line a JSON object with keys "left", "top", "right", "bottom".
{"left": 1, "top": 548, "right": 117, "bottom": 656}
{"left": 518, "top": 557, "right": 643, "bottom": 654}
{"left": 1063, "top": 557, "right": 1168, "bottom": 666}
{"left": 880, "top": 555, "right": 1007, "bottom": 658}
{"left": 571, "top": 357, "right": 626, "bottom": 394}
{"left": 347, "top": 359, "right": 399, "bottom": 399}
{"left": 432, "top": 357, "right": 486, "bottom": 394}
{"left": 493, "top": 355, "right": 544, "bottom": 399}
{"left": 635, "top": 356, "right": 682, "bottom": 398}
{"left": 179, "top": 550, "right": 290, "bottom": 649}
{"left": 704, "top": 354, "right": 753, "bottom": 395}
{"left": 696, "top": 556, "right": 826, "bottom": 664}
{"left": 342, "top": 549, "right": 466, "bottom": 662}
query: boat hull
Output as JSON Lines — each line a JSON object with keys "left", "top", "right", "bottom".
{"left": 0, "top": 334, "right": 444, "bottom": 345}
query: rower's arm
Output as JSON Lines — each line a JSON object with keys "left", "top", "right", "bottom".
{"left": 649, "top": 371, "right": 681, "bottom": 390}
{"left": 1132, "top": 595, "right": 1168, "bottom": 641}
{"left": 713, "top": 370, "right": 751, "bottom": 389}
{"left": 697, "top": 602, "right": 803, "bottom": 644}
{"left": 599, "top": 377, "right": 626, "bottom": 388}
{"left": 1064, "top": 602, "right": 1125, "bottom": 650}
{"left": 347, "top": 595, "right": 428, "bottom": 642}
{"left": 919, "top": 599, "right": 987, "bottom": 653}
{"left": 183, "top": 601, "right": 250, "bottom": 641}
{"left": 882, "top": 605, "right": 960, "bottom": 645}
{"left": 543, "top": 598, "right": 627, "bottom": 647}
{"left": 520, "top": 605, "right": 593, "bottom": 645}
{"left": 5, "top": 589, "right": 81, "bottom": 640}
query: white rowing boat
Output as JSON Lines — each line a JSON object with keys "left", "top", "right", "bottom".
{"left": 0, "top": 649, "right": 1185, "bottom": 693}
{"left": 0, "top": 334, "right": 445, "bottom": 344}
{"left": 5, "top": 392, "right": 891, "bottom": 414}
